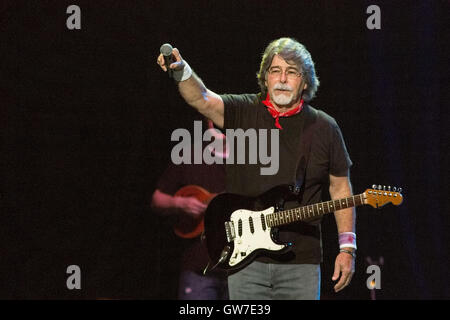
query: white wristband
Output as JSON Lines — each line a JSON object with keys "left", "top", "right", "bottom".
{"left": 338, "top": 232, "right": 357, "bottom": 250}
{"left": 173, "top": 61, "right": 193, "bottom": 82}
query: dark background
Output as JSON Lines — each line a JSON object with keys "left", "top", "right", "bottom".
{"left": 1, "top": 0, "right": 448, "bottom": 299}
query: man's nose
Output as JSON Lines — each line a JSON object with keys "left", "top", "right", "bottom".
{"left": 280, "top": 71, "right": 288, "bottom": 82}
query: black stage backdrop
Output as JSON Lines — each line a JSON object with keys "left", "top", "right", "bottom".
{"left": 1, "top": 0, "right": 448, "bottom": 299}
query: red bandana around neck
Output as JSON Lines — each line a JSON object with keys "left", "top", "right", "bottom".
{"left": 262, "top": 93, "right": 304, "bottom": 129}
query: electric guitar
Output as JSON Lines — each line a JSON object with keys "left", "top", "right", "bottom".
{"left": 203, "top": 184, "right": 403, "bottom": 272}
{"left": 173, "top": 185, "right": 217, "bottom": 239}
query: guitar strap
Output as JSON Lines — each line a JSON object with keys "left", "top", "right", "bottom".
{"left": 294, "top": 105, "right": 320, "bottom": 201}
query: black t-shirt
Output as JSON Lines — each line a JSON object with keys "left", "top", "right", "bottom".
{"left": 156, "top": 160, "right": 226, "bottom": 272}
{"left": 157, "top": 162, "right": 226, "bottom": 196}
{"left": 222, "top": 93, "right": 352, "bottom": 264}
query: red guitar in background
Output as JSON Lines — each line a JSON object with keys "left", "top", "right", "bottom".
{"left": 173, "top": 185, "right": 217, "bottom": 239}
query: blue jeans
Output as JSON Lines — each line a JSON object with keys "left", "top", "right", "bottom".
{"left": 227, "top": 261, "right": 321, "bottom": 300}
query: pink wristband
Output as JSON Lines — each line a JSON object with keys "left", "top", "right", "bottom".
{"left": 339, "top": 232, "right": 357, "bottom": 249}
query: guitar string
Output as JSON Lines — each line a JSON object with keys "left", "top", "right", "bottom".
{"left": 265, "top": 193, "right": 364, "bottom": 228}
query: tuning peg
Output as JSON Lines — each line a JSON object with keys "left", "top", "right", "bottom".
{"left": 388, "top": 186, "right": 391, "bottom": 191}
{"left": 383, "top": 185, "right": 386, "bottom": 191}
{"left": 393, "top": 187, "right": 397, "bottom": 192}
{"left": 378, "top": 185, "right": 382, "bottom": 190}
{"left": 372, "top": 184, "right": 377, "bottom": 189}
{"left": 398, "top": 187, "right": 402, "bottom": 193}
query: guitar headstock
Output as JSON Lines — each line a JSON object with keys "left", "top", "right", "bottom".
{"left": 364, "top": 185, "right": 403, "bottom": 208}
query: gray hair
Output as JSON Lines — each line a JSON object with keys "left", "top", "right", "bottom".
{"left": 257, "top": 37, "right": 320, "bottom": 102}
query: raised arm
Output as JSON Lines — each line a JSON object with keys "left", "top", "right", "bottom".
{"left": 157, "top": 47, "right": 224, "bottom": 128}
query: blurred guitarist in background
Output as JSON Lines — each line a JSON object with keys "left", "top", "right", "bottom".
{"left": 151, "top": 119, "right": 228, "bottom": 300}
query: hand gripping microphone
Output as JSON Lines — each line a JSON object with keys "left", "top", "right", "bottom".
{"left": 160, "top": 43, "right": 174, "bottom": 78}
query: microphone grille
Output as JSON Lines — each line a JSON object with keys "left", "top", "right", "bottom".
{"left": 160, "top": 43, "right": 173, "bottom": 56}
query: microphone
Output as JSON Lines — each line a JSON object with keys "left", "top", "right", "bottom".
{"left": 160, "top": 43, "right": 174, "bottom": 78}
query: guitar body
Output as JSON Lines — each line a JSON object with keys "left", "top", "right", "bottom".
{"left": 174, "top": 185, "right": 216, "bottom": 239}
{"left": 204, "top": 183, "right": 403, "bottom": 273}
{"left": 204, "top": 185, "right": 298, "bottom": 272}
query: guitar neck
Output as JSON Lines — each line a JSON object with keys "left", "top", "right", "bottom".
{"left": 266, "top": 193, "right": 365, "bottom": 228}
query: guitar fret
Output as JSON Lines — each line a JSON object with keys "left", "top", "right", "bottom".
{"left": 328, "top": 200, "right": 334, "bottom": 212}
{"left": 358, "top": 194, "right": 364, "bottom": 206}
{"left": 348, "top": 196, "right": 355, "bottom": 207}
{"left": 323, "top": 201, "right": 329, "bottom": 214}
{"left": 267, "top": 193, "right": 365, "bottom": 230}
{"left": 355, "top": 195, "right": 360, "bottom": 206}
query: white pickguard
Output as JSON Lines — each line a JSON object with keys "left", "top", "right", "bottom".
{"left": 228, "top": 207, "right": 286, "bottom": 267}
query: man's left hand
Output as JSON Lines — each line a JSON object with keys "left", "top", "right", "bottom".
{"left": 332, "top": 252, "right": 355, "bottom": 292}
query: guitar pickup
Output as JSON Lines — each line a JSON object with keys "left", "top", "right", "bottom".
{"left": 225, "top": 221, "right": 236, "bottom": 242}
